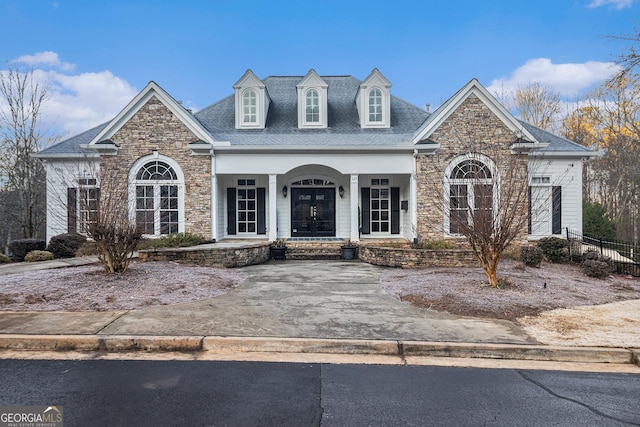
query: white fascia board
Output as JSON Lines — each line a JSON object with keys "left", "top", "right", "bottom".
{"left": 32, "top": 152, "right": 99, "bottom": 159}
{"left": 412, "top": 79, "right": 538, "bottom": 144}
{"left": 529, "top": 150, "right": 599, "bottom": 158}
{"left": 210, "top": 144, "right": 416, "bottom": 154}
{"left": 88, "top": 81, "right": 215, "bottom": 146}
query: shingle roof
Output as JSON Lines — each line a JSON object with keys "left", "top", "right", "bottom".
{"left": 193, "top": 75, "right": 429, "bottom": 146}
{"left": 36, "top": 74, "right": 592, "bottom": 157}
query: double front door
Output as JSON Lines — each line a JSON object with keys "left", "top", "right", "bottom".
{"left": 291, "top": 188, "right": 336, "bottom": 237}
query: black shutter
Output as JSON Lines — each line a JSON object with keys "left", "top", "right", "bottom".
{"left": 552, "top": 186, "right": 562, "bottom": 235}
{"left": 528, "top": 186, "right": 532, "bottom": 235}
{"left": 391, "top": 187, "right": 400, "bottom": 234}
{"left": 67, "top": 187, "right": 77, "bottom": 233}
{"left": 361, "top": 187, "right": 370, "bottom": 234}
{"left": 257, "top": 187, "right": 266, "bottom": 235}
{"left": 227, "top": 188, "right": 236, "bottom": 235}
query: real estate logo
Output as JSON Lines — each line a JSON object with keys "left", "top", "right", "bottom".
{"left": 0, "top": 405, "right": 63, "bottom": 427}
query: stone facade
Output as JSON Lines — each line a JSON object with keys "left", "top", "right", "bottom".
{"left": 100, "top": 97, "right": 212, "bottom": 237}
{"left": 139, "top": 243, "right": 271, "bottom": 268}
{"left": 415, "top": 94, "right": 529, "bottom": 240}
{"left": 358, "top": 244, "right": 479, "bottom": 268}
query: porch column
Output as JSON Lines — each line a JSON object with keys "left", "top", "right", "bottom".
{"left": 210, "top": 155, "right": 218, "bottom": 241}
{"left": 350, "top": 174, "right": 359, "bottom": 242}
{"left": 268, "top": 174, "right": 278, "bottom": 241}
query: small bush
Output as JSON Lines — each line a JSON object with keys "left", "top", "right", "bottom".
{"left": 520, "top": 246, "right": 544, "bottom": 267}
{"left": 47, "top": 233, "right": 87, "bottom": 258}
{"left": 420, "top": 239, "right": 457, "bottom": 250}
{"left": 0, "top": 253, "right": 11, "bottom": 264}
{"left": 582, "top": 259, "right": 610, "bottom": 279}
{"left": 537, "top": 237, "right": 569, "bottom": 264}
{"left": 151, "top": 232, "right": 204, "bottom": 248}
{"left": 24, "top": 250, "right": 55, "bottom": 262}
{"left": 8, "top": 238, "right": 46, "bottom": 262}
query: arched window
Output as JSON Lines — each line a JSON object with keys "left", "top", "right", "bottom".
{"left": 368, "top": 88, "right": 383, "bottom": 122}
{"left": 131, "top": 157, "right": 184, "bottom": 236}
{"left": 447, "top": 156, "right": 495, "bottom": 235}
{"left": 242, "top": 89, "right": 257, "bottom": 123}
{"left": 305, "top": 89, "right": 319, "bottom": 123}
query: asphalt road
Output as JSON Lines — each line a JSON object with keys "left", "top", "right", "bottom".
{"left": 0, "top": 359, "right": 638, "bottom": 426}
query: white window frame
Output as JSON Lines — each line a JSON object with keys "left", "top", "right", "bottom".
{"left": 368, "top": 88, "right": 383, "bottom": 123}
{"left": 305, "top": 89, "right": 320, "bottom": 123}
{"left": 443, "top": 154, "right": 499, "bottom": 236}
{"left": 128, "top": 154, "right": 185, "bottom": 237}
{"left": 236, "top": 178, "right": 258, "bottom": 235}
{"left": 370, "top": 177, "right": 391, "bottom": 234}
{"left": 530, "top": 176, "right": 552, "bottom": 236}
{"left": 242, "top": 89, "right": 257, "bottom": 124}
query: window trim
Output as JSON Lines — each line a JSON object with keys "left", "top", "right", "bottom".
{"left": 368, "top": 88, "right": 383, "bottom": 123}
{"left": 242, "top": 89, "right": 257, "bottom": 124}
{"left": 128, "top": 154, "right": 185, "bottom": 237}
{"left": 443, "top": 154, "right": 499, "bottom": 236}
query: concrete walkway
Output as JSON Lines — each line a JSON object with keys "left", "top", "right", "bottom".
{"left": 0, "top": 258, "right": 637, "bottom": 367}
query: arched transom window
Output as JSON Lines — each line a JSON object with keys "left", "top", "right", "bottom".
{"left": 447, "top": 157, "right": 495, "bottom": 235}
{"left": 133, "top": 159, "right": 183, "bottom": 236}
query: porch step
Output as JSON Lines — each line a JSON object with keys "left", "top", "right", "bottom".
{"left": 284, "top": 241, "right": 345, "bottom": 260}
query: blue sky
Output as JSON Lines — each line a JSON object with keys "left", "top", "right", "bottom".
{"left": 0, "top": 0, "right": 637, "bottom": 137}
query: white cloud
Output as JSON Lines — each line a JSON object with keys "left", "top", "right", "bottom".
{"left": 1, "top": 52, "right": 138, "bottom": 137}
{"left": 587, "top": 0, "right": 636, "bottom": 9}
{"left": 488, "top": 58, "right": 621, "bottom": 98}
{"left": 12, "top": 51, "right": 75, "bottom": 72}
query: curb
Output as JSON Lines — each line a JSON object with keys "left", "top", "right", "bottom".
{"left": 0, "top": 335, "right": 637, "bottom": 366}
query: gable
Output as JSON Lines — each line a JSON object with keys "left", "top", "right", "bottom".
{"left": 412, "top": 79, "right": 537, "bottom": 145}
{"left": 88, "top": 81, "right": 214, "bottom": 147}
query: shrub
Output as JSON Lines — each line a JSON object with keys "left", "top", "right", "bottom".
{"left": 0, "top": 253, "right": 11, "bottom": 264}
{"left": 520, "top": 246, "right": 544, "bottom": 267}
{"left": 537, "top": 237, "right": 569, "bottom": 264}
{"left": 8, "top": 238, "right": 46, "bottom": 262}
{"left": 420, "top": 239, "right": 457, "bottom": 250}
{"left": 582, "top": 260, "right": 611, "bottom": 279}
{"left": 24, "top": 250, "right": 55, "bottom": 262}
{"left": 151, "top": 232, "right": 204, "bottom": 248}
{"left": 47, "top": 233, "right": 87, "bottom": 258}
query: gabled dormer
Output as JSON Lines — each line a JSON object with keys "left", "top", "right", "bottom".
{"left": 234, "top": 70, "right": 270, "bottom": 129}
{"left": 297, "top": 69, "right": 328, "bottom": 129}
{"left": 356, "top": 68, "right": 391, "bottom": 129}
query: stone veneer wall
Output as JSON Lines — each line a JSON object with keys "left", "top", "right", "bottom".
{"left": 99, "top": 96, "right": 212, "bottom": 237}
{"left": 415, "top": 94, "right": 529, "bottom": 240}
{"left": 139, "top": 243, "right": 271, "bottom": 268}
{"left": 358, "top": 244, "right": 479, "bottom": 268}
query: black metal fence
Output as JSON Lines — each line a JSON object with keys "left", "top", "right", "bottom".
{"left": 566, "top": 228, "right": 640, "bottom": 277}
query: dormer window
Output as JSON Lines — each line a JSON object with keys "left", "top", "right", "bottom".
{"left": 234, "top": 70, "right": 270, "bottom": 129}
{"left": 305, "top": 89, "right": 320, "bottom": 123}
{"left": 297, "top": 69, "right": 328, "bottom": 129}
{"left": 357, "top": 68, "right": 391, "bottom": 128}
{"left": 369, "top": 88, "right": 383, "bottom": 122}
{"left": 242, "top": 89, "right": 257, "bottom": 124}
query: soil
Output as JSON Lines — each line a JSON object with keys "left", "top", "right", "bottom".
{"left": 1, "top": 258, "right": 639, "bottom": 347}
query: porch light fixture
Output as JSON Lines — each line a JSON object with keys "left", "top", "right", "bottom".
{"left": 338, "top": 185, "right": 344, "bottom": 198}
{"left": 282, "top": 185, "right": 288, "bottom": 198}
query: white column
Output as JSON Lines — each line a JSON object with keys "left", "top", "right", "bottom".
{"left": 268, "top": 174, "right": 278, "bottom": 241}
{"left": 210, "top": 155, "right": 218, "bottom": 241}
{"left": 350, "top": 174, "right": 359, "bottom": 242}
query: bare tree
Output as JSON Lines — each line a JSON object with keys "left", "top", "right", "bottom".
{"left": 420, "top": 138, "right": 539, "bottom": 287}
{"left": 47, "top": 157, "right": 142, "bottom": 273}
{"left": 513, "top": 82, "right": 562, "bottom": 133}
{"left": 0, "top": 65, "right": 55, "bottom": 239}
{"left": 611, "top": 25, "right": 640, "bottom": 83}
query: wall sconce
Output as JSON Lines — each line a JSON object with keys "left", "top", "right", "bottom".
{"left": 282, "top": 185, "right": 288, "bottom": 198}
{"left": 338, "top": 185, "right": 345, "bottom": 198}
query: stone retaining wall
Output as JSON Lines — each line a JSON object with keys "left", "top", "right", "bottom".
{"left": 139, "top": 243, "right": 271, "bottom": 268}
{"left": 358, "top": 244, "right": 479, "bottom": 268}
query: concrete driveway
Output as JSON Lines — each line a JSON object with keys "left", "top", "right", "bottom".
{"left": 95, "top": 260, "right": 535, "bottom": 344}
